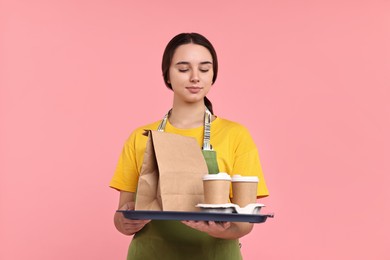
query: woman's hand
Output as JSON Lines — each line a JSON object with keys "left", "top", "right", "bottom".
{"left": 114, "top": 202, "right": 150, "bottom": 236}
{"left": 114, "top": 192, "right": 151, "bottom": 236}
{"left": 181, "top": 220, "right": 253, "bottom": 239}
{"left": 182, "top": 221, "right": 231, "bottom": 236}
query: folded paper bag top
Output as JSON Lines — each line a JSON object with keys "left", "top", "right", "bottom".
{"left": 135, "top": 130, "right": 208, "bottom": 212}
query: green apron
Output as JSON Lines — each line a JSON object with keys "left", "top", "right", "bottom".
{"left": 127, "top": 108, "right": 242, "bottom": 260}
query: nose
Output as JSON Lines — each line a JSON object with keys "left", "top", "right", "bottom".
{"left": 190, "top": 70, "right": 200, "bottom": 83}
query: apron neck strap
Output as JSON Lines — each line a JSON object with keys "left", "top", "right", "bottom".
{"left": 157, "top": 107, "right": 213, "bottom": 151}
{"left": 203, "top": 108, "right": 212, "bottom": 151}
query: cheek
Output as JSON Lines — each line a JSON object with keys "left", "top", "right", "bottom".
{"left": 203, "top": 70, "right": 214, "bottom": 81}
{"left": 202, "top": 73, "right": 214, "bottom": 85}
{"left": 169, "top": 72, "right": 187, "bottom": 84}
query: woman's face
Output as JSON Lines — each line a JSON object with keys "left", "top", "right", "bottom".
{"left": 168, "top": 43, "right": 214, "bottom": 105}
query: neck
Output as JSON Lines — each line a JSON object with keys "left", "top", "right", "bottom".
{"left": 169, "top": 100, "right": 206, "bottom": 129}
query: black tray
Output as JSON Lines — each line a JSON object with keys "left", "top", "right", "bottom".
{"left": 117, "top": 210, "right": 274, "bottom": 223}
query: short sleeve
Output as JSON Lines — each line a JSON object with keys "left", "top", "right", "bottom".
{"left": 231, "top": 127, "right": 269, "bottom": 198}
{"left": 109, "top": 132, "right": 140, "bottom": 192}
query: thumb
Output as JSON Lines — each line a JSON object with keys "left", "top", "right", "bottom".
{"left": 120, "top": 201, "right": 135, "bottom": 210}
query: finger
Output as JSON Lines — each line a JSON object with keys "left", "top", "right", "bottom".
{"left": 183, "top": 220, "right": 203, "bottom": 226}
{"left": 123, "top": 221, "right": 149, "bottom": 233}
{"left": 119, "top": 202, "right": 136, "bottom": 210}
{"left": 126, "top": 202, "right": 135, "bottom": 210}
{"left": 182, "top": 220, "right": 196, "bottom": 225}
{"left": 221, "top": 222, "right": 231, "bottom": 229}
{"left": 119, "top": 204, "right": 129, "bottom": 210}
{"left": 208, "top": 221, "right": 230, "bottom": 231}
{"left": 181, "top": 221, "right": 198, "bottom": 229}
{"left": 122, "top": 218, "right": 147, "bottom": 223}
{"left": 208, "top": 221, "right": 230, "bottom": 228}
{"left": 122, "top": 221, "right": 150, "bottom": 230}
{"left": 184, "top": 221, "right": 209, "bottom": 231}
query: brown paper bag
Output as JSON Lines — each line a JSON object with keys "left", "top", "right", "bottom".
{"left": 135, "top": 130, "right": 208, "bottom": 211}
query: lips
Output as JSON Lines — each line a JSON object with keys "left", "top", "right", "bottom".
{"left": 186, "top": 86, "right": 202, "bottom": 94}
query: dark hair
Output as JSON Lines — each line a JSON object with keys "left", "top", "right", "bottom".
{"left": 162, "top": 32, "right": 218, "bottom": 114}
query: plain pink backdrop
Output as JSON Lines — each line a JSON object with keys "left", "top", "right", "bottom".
{"left": 1, "top": 0, "right": 389, "bottom": 259}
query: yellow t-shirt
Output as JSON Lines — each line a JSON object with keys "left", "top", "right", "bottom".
{"left": 110, "top": 117, "right": 269, "bottom": 198}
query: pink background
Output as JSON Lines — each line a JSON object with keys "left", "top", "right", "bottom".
{"left": 1, "top": 1, "right": 389, "bottom": 259}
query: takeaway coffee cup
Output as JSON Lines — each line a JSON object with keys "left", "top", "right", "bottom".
{"left": 202, "top": 173, "right": 232, "bottom": 204}
{"left": 231, "top": 175, "right": 259, "bottom": 207}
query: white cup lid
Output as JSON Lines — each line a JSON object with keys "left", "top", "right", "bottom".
{"left": 203, "top": 172, "right": 232, "bottom": 181}
{"left": 231, "top": 175, "right": 259, "bottom": 182}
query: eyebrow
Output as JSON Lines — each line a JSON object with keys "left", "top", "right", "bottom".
{"left": 175, "top": 61, "right": 213, "bottom": 65}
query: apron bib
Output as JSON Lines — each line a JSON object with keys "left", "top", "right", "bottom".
{"left": 127, "top": 108, "right": 242, "bottom": 260}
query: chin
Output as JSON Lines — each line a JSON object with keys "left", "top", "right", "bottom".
{"left": 186, "top": 96, "right": 205, "bottom": 103}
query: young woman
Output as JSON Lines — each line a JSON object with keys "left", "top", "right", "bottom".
{"left": 110, "top": 32, "right": 269, "bottom": 259}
